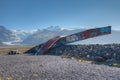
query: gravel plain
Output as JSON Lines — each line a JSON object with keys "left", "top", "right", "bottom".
{"left": 0, "top": 54, "right": 120, "bottom": 80}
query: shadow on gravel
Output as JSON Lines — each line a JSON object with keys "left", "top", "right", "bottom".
{"left": 64, "top": 56, "right": 120, "bottom": 68}
{"left": 91, "top": 61, "right": 120, "bottom": 68}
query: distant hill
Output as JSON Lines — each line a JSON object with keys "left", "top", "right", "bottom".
{"left": 22, "top": 26, "right": 84, "bottom": 45}
{"left": 0, "top": 26, "right": 15, "bottom": 42}
{"left": 22, "top": 26, "right": 120, "bottom": 45}
{"left": 0, "top": 40, "right": 3, "bottom": 46}
{"left": 0, "top": 26, "right": 120, "bottom": 45}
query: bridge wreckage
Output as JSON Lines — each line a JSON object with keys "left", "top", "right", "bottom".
{"left": 25, "top": 26, "right": 111, "bottom": 55}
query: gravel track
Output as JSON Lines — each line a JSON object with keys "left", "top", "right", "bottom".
{"left": 0, "top": 55, "right": 120, "bottom": 80}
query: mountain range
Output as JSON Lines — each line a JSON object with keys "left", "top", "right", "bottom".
{"left": 0, "top": 40, "right": 3, "bottom": 46}
{"left": 0, "top": 26, "right": 15, "bottom": 42}
{"left": 0, "top": 26, "right": 120, "bottom": 46}
{"left": 22, "top": 26, "right": 85, "bottom": 45}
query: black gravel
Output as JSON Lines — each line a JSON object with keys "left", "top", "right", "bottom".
{"left": 0, "top": 55, "right": 120, "bottom": 80}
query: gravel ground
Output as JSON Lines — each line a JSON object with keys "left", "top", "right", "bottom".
{"left": 0, "top": 54, "right": 120, "bottom": 80}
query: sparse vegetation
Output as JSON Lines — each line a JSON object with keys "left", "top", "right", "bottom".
{"left": 0, "top": 46, "right": 33, "bottom": 54}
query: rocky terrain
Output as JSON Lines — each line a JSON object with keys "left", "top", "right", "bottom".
{"left": 48, "top": 44, "right": 120, "bottom": 62}
{"left": 0, "top": 55, "right": 120, "bottom": 80}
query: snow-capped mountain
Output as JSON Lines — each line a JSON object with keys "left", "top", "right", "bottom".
{"left": 44, "top": 26, "right": 62, "bottom": 31}
{"left": 22, "top": 26, "right": 120, "bottom": 45}
{"left": 0, "top": 26, "right": 37, "bottom": 45}
{"left": 11, "top": 29, "right": 37, "bottom": 42}
{"left": 22, "top": 26, "right": 84, "bottom": 45}
{"left": 0, "top": 25, "right": 120, "bottom": 46}
{"left": 0, "top": 26, "right": 15, "bottom": 42}
{"left": 4, "top": 29, "right": 38, "bottom": 45}
{"left": 0, "top": 40, "right": 3, "bottom": 46}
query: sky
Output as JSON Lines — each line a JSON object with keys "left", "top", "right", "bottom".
{"left": 0, "top": 0, "right": 120, "bottom": 30}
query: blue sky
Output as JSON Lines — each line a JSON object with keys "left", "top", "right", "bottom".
{"left": 0, "top": 0, "right": 120, "bottom": 30}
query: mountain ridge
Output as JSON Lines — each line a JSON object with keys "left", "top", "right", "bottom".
{"left": 0, "top": 26, "right": 15, "bottom": 42}
{"left": 0, "top": 26, "right": 120, "bottom": 45}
